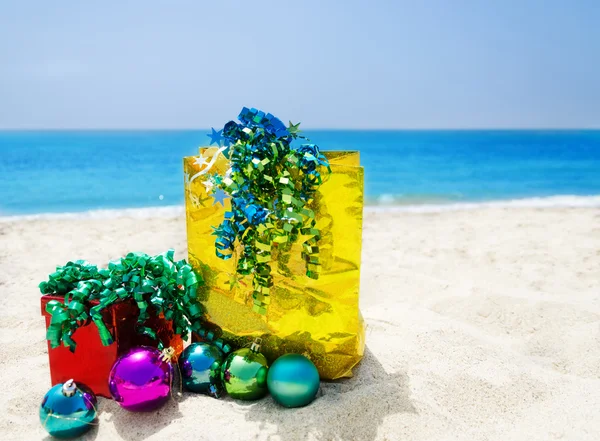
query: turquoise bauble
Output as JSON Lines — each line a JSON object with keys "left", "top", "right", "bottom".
{"left": 179, "top": 342, "right": 224, "bottom": 398}
{"left": 221, "top": 341, "right": 269, "bottom": 400}
{"left": 39, "top": 380, "right": 97, "bottom": 438}
{"left": 267, "top": 354, "right": 320, "bottom": 408}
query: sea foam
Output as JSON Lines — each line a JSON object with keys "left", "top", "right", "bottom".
{"left": 365, "top": 195, "right": 600, "bottom": 213}
{"left": 1, "top": 195, "right": 599, "bottom": 223}
{"left": 0, "top": 205, "right": 184, "bottom": 223}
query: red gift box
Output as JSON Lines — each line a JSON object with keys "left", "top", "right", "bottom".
{"left": 41, "top": 294, "right": 183, "bottom": 398}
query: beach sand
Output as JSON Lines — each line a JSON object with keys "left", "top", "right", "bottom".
{"left": 1, "top": 206, "right": 599, "bottom": 440}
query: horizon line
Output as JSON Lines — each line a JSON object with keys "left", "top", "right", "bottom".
{"left": 1, "top": 127, "right": 600, "bottom": 132}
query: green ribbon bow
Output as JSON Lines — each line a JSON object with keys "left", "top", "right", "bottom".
{"left": 40, "top": 250, "right": 213, "bottom": 352}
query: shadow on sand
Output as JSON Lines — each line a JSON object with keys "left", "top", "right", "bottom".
{"left": 240, "top": 346, "right": 416, "bottom": 441}
{"left": 103, "top": 380, "right": 184, "bottom": 441}
{"left": 89, "top": 346, "right": 413, "bottom": 441}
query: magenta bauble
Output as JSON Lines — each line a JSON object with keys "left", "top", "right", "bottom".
{"left": 108, "top": 346, "right": 172, "bottom": 411}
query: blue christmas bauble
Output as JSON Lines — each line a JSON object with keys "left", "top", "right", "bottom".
{"left": 39, "top": 380, "right": 97, "bottom": 438}
{"left": 266, "top": 354, "right": 320, "bottom": 408}
{"left": 179, "top": 342, "right": 225, "bottom": 398}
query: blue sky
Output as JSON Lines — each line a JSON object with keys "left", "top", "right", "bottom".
{"left": 0, "top": 0, "right": 598, "bottom": 129}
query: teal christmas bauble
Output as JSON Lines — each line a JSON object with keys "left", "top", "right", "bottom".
{"left": 267, "top": 354, "right": 320, "bottom": 408}
{"left": 221, "top": 342, "right": 269, "bottom": 401}
{"left": 179, "top": 342, "right": 225, "bottom": 398}
{"left": 39, "top": 380, "right": 97, "bottom": 438}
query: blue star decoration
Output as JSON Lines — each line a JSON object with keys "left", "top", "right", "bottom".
{"left": 207, "top": 128, "right": 223, "bottom": 146}
{"left": 212, "top": 188, "right": 229, "bottom": 207}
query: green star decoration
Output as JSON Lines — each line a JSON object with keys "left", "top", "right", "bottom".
{"left": 287, "top": 121, "right": 302, "bottom": 138}
{"left": 227, "top": 272, "right": 242, "bottom": 291}
{"left": 189, "top": 193, "right": 211, "bottom": 208}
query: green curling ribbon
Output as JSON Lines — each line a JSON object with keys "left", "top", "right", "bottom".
{"left": 208, "top": 107, "right": 331, "bottom": 315}
{"left": 40, "top": 250, "right": 207, "bottom": 352}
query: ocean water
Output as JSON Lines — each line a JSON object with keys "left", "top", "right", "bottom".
{"left": 1, "top": 130, "right": 599, "bottom": 216}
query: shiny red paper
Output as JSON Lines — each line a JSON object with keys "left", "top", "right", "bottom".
{"left": 41, "top": 295, "right": 183, "bottom": 398}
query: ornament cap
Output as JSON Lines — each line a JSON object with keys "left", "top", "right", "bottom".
{"left": 62, "top": 379, "right": 77, "bottom": 397}
{"left": 160, "top": 347, "right": 175, "bottom": 363}
{"left": 250, "top": 338, "right": 262, "bottom": 353}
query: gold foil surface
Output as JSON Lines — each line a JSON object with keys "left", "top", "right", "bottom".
{"left": 183, "top": 148, "right": 365, "bottom": 379}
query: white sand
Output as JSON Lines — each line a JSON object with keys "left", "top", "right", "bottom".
{"left": 1, "top": 206, "right": 599, "bottom": 440}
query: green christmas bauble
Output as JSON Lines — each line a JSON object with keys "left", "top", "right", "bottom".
{"left": 267, "top": 354, "right": 320, "bottom": 408}
{"left": 221, "top": 342, "right": 268, "bottom": 401}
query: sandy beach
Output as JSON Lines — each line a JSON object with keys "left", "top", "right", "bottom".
{"left": 1, "top": 205, "right": 599, "bottom": 441}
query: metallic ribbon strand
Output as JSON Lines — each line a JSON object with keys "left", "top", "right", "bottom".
{"left": 209, "top": 107, "right": 331, "bottom": 314}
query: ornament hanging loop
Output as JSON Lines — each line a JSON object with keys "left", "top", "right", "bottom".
{"left": 159, "top": 346, "right": 184, "bottom": 401}
{"left": 160, "top": 347, "right": 176, "bottom": 363}
{"left": 62, "top": 379, "right": 77, "bottom": 397}
{"left": 250, "top": 337, "right": 262, "bottom": 353}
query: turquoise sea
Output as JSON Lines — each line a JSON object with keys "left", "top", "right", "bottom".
{"left": 1, "top": 130, "right": 600, "bottom": 216}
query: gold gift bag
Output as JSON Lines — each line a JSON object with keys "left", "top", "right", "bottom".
{"left": 184, "top": 147, "right": 364, "bottom": 379}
